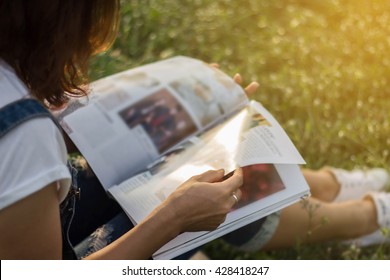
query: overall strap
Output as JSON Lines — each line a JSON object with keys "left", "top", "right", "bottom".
{"left": 0, "top": 98, "right": 62, "bottom": 138}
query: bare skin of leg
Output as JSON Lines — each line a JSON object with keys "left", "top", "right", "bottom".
{"left": 302, "top": 168, "right": 341, "bottom": 202}
{"left": 262, "top": 169, "right": 379, "bottom": 250}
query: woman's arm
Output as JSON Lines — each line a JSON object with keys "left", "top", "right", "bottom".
{"left": 0, "top": 183, "right": 62, "bottom": 259}
{"left": 0, "top": 168, "right": 242, "bottom": 260}
{"left": 86, "top": 168, "right": 243, "bottom": 259}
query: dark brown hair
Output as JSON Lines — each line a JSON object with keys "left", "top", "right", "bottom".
{"left": 0, "top": 0, "right": 120, "bottom": 107}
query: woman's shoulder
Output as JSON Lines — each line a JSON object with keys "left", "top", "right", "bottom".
{"left": 0, "top": 117, "right": 71, "bottom": 210}
{"left": 0, "top": 61, "right": 71, "bottom": 210}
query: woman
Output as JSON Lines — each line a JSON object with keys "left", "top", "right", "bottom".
{"left": 2, "top": 1, "right": 389, "bottom": 260}
{"left": 0, "top": 0, "right": 247, "bottom": 260}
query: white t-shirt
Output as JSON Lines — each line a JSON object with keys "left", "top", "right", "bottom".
{"left": 0, "top": 59, "right": 71, "bottom": 210}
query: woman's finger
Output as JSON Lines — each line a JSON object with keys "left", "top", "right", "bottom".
{"left": 219, "top": 167, "right": 243, "bottom": 193}
{"left": 194, "top": 169, "right": 225, "bottom": 183}
{"left": 233, "top": 73, "right": 259, "bottom": 96}
{"left": 233, "top": 73, "right": 243, "bottom": 84}
{"left": 230, "top": 188, "right": 242, "bottom": 207}
{"left": 244, "top": 82, "right": 260, "bottom": 96}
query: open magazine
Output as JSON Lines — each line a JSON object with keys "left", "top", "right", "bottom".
{"left": 60, "top": 56, "right": 310, "bottom": 259}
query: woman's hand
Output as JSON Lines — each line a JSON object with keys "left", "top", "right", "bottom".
{"left": 209, "top": 63, "right": 259, "bottom": 96}
{"left": 233, "top": 73, "right": 259, "bottom": 97}
{"left": 160, "top": 168, "right": 243, "bottom": 233}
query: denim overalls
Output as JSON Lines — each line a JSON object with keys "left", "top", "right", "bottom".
{"left": 0, "top": 98, "right": 80, "bottom": 258}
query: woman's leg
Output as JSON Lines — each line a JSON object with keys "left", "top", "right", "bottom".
{"left": 221, "top": 167, "right": 389, "bottom": 253}
{"left": 302, "top": 167, "right": 389, "bottom": 202}
{"left": 262, "top": 196, "right": 378, "bottom": 250}
{"left": 302, "top": 169, "right": 340, "bottom": 202}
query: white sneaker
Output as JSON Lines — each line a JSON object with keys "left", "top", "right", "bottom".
{"left": 348, "top": 228, "right": 390, "bottom": 247}
{"left": 325, "top": 167, "right": 390, "bottom": 202}
{"left": 369, "top": 192, "right": 390, "bottom": 229}
{"left": 346, "top": 192, "right": 390, "bottom": 247}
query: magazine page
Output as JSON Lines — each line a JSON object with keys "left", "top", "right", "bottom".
{"left": 108, "top": 101, "right": 309, "bottom": 259}
{"left": 61, "top": 56, "right": 248, "bottom": 189}
{"left": 154, "top": 164, "right": 308, "bottom": 260}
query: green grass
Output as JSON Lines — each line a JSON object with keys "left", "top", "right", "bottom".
{"left": 89, "top": 0, "right": 390, "bottom": 259}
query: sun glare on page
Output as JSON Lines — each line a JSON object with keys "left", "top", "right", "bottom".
{"left": 213, "top": 109, "right": 248, "bottom": 152}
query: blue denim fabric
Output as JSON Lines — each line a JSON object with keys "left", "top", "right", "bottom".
{"left": 0, "top": 98, "right": 79, "bottom": 259}
{"left": 0, "top": 98, "right": 61, "bottom": 137}
{"left": 68, "top": 165, "right": 134, "bottom": 258}
{"left": 221, "top": 217, "right": 267, "bottom": 247}
{"left": 60, "top": 163, "right": 81, "bottom": 259}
